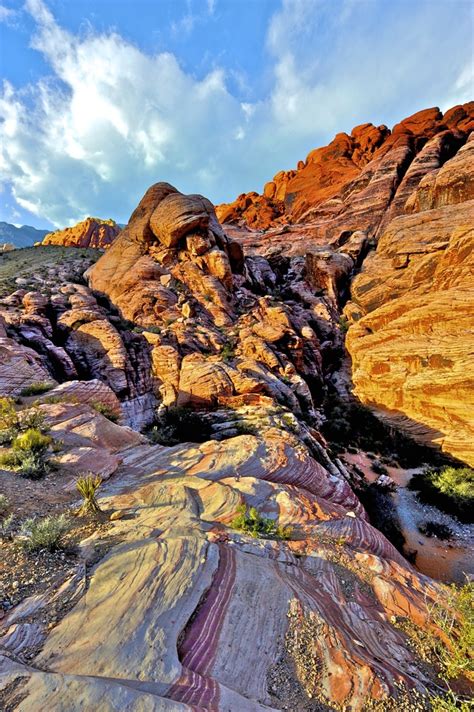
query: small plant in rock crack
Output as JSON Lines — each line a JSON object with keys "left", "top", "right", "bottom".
{"left": 76, "top": 474, "right": 103, "bottom": 516}
{"left": 18, "top": 514, "right": 70, "bottom": 552}
{"left": 220, "top": 342, "right": 236, "bottom": 363}
{"left": 19, "top": 381, "right": 54, "bottom": 397}
{"left": 230, "top": 504, "right": 292, "bottom": 540}
{"left": 338, "top": 316, "right": 350, "bottom": 334}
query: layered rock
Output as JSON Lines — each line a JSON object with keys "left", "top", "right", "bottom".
{"left": 217, "top": 103, "right": 474, "bottom": 257}
{"left": 0, "top": 415, "right": 449, "bottom": 711}
{"left": 42, "top": 218, "right": 121, "bottom": 249}
{"left": 346, "top": 134, "right": 474, "bottom": 465}
{"left": 0, "top": 259, "right": 155, "bottom": 429}
{"left": 87, "top": 184, "right": 335, "bottom": 428}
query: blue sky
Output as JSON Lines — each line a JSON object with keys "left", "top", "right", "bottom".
{"left": 0, "top": 0, "right": 472, "bottom": 229}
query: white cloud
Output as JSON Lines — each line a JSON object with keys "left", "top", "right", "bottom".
{"left": 0, "top": 0, "right": 472, "bottom": 227}
{"left": 0, "top": 4, "right": 16, "bottom": 23}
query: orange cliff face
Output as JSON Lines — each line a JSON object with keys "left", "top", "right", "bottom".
{"left": 216, "top": 103, "right": 474, "bottom": 234}
{"left": 345, "top": 133, "right": 474, "bottom": 467}
{"left": 42, "top": 217, "right": 121, "bottom": 249}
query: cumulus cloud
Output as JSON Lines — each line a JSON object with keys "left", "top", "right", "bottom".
{"left": 0, "top": 0, "right": 472, "bottom": 227}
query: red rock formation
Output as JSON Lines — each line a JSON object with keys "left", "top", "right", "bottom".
{"left": 217, "top": 103, "right": 474, "bottom": 246}
{"left": 42, "top": 217, "right": 121, "bottom": 249}
{"left": 346, "top": 134, "right": 474, "bottom": 465}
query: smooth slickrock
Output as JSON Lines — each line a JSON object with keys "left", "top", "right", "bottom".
{"left": 42, "top": 218, "right": 121, "bottom": 249}
{"left": 0, "top": 424, "right": 445, "bottom": 711}
{"left": 346, "top": 139, "right": 474, "bottom": 465}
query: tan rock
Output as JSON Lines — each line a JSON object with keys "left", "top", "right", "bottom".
{"left": 347, "top": 144, "right": 474, "bottom": 465}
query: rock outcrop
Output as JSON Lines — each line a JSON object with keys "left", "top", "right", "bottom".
{"left": 42, "top": 218, "right": 121, "bottom": 249}
{"left": 0, "top": 255, "right": 155, "bottom": 429}
{"left": 346, "top": 134, "right": 474, "bottom": 465}
{"left": 217, "top": 103, "right": 474, "bottom": 258}
{"left": 0, "top": 407, "right": 450, "bottom": 711}
{"left": 1, "top": 105, "right": 473, "bottom": 712}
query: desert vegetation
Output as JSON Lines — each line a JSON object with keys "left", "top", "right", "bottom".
{"left": 230, "top": 503, "right": 292, "bottom": 540}
{"left": 409, "top": 466, "right": 474, "bottom": 523}
{"left": 148, "top": 406, "right": 211, "bottom": 445}
{"left": 0, "top": 398, "right": 55, "bottom": 478}
{"left": 19, "top": 514, "right": 70, "bottom": 552}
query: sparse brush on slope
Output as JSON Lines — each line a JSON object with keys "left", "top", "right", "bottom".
{"left": 19, "top": 514, "right": 70, "bottom": 552}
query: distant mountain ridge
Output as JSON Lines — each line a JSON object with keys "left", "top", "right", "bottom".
{"left": 0, "top": 222, "right": 49, "bottom": 248}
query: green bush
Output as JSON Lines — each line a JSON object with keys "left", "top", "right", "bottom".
{"left": 431, "top": 690, "right": 472, "bottom": 712}
{"left": 19, "top": 381, "right": 54, "bottom": 397}
{"left": 0, "top": 399, "right": 48, "bottom": 445}
{"left": 91, "top": 401, "right": 119, "bottom": 423}
{"left": 19, "top": 514, "right": 70, "bottom": 552}
{"left": 409, "top": 467, "right": 474, "bottom": 523}
{"left": 13, "top": 428, "right": 52, "bottom": 454}
{"left": 1, "top": 428, "right": 53, "bottom": 479}
{"left": 0, "top": 513, "right": 14, "bottom": 538}
{"left": 149, "top": 407, "right": 211, "bottom": 446}
{"left": 19, "top": 406, "right": 47, "bottom": 432}
{"left": 220, "top": 342, "right": 236, "bottom": 363}
{"left": 0, "top": 397, "right": 19, "bottom": 444}
{"left": 230, "top": 504, "right": 292, "bottom": 540}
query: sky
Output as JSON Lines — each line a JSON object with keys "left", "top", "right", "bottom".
{"left": 0, "top": 0, "right": 472, "bottom": 229}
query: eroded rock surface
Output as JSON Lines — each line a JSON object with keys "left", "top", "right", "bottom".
{"left": 42, "top": 218, "right": 121, "bottom": 249}
{"left": 1, "top": 107, "right": 473, "bottom": 711}
{"left": 217, "top": 103, "right": 474, "bottom": 258}
{"left": 346, "top": 135, "right": 474, "bottom": 465}
{"left": 0, "top": 407, "right": 447, "bottom": 711}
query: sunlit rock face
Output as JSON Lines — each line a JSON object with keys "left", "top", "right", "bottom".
{"left": 1, "top": 107, "right": 473, "bottom": 712}
{"left": 86, "top": 183, "right": 331, "bottom": 422}
{"left": 216, "top": 102, "right": 474, "bottom": 257}
{"left": 43, "top": 218, "right": 121, "bottom": 249}
{"left": 346, "top": 134, "right": 474, "bottom": 466}
{"left": 0, "top": 412, "right": 449, "bottom": 711}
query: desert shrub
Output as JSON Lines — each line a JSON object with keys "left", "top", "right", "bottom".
{"left": 19, "top": 514, "right": 70, "bottom": 552}
{"left": 220, "top": 342, "right": 236, "bottom": 363}
{"left": 233, "top": 421, "right": 257, "bottom": 436}
{"left": 230, "top": 504, "right": 292, "bottom": 540}
{"left": 433, "top": 581, "right": 474, "bottom": 682}
{"left": 13, "top": 428, "right": 52, "bottom": 454}
{"left": 431, "top": 690, "right": 472, "bottom": 712}
{"left": 19, "top": 381, "right": 54, "bottom": 397}
{"left": 0, "top": 397, "right": 19, "bottom": 444}
{"left": 338, "top": 316, "right": 349, "bottom": 334}
{"left": 76, "top": 474, "right": 102, "bottom": 515}
{"left": 91, "top": 401, "right": 119, "bottom": 423}
{"left": 398, "top": 581, "right": 473, "bottom": 691}
{"left": 1, "top": 428, "right": 53, "bottom": 479}
{"left": 409, "top": 467, "right": 474, "bottom": 523}
{"left": 0, "top": 513, "right": 14, "bottom": 538}
{"left": 149, "top": 407, "right": 211, "bottom": 446}
{"left": 371, "top": 460, "right": 389, "bottom": 476}
{"left": 0, "top": 400, "right": 48, "bottom": 446}
{"left": 0, "top": 493, "right": 9, "bottom": 514}
{"left": 143, "top": 325, "right": 162, "bottom": 335}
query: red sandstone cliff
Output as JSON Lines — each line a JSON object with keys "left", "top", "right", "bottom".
{"left": 42, "top": 217, "right": 121, "bottom": 249}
